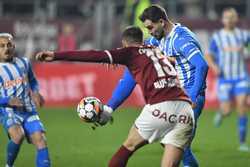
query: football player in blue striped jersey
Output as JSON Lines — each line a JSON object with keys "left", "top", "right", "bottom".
{"left": 206, "top": 8, "right": 250, "bottom": 151}
{"left": 0, "top": 33, "right": 50, "bottom": 167}
{"left": 104, "top": 5, "right": 208, "bottom": 167}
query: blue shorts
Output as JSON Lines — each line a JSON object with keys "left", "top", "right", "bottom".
{"left": 217, "top": 78, "right": 249, "bottom": 102}
{"left": 0, "top": 110, "right": 45, "bottom": 137}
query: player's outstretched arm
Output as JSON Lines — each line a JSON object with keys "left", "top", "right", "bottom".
{"left": 36, "top": 51, "right": 55, "bottom": 61}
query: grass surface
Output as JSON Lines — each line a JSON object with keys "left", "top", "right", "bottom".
{"left": 0, "top": 107, "right": 250, "bottom": 167}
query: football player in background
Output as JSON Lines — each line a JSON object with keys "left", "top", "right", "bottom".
{"left": 105, "top": 4, "right": 208, "bottom": 167}
{"left": 206, "top": 7, "right": 250, "bottom": 151}
{"left": 0, "top": 33, "right": 51, "bottom": 167}
{"left": 36, "top": 26, "right": 195, "bottom": 167}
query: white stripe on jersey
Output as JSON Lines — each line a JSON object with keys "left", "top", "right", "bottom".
{"left": 212, "top": 28, "right": 249, "bottom": 80}
{"left": 0, "top": 57, "right": 36, "bottom": 112}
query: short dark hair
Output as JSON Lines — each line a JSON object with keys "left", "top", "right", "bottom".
{"left": 139, "top": 5, "right": 168, "bottom": 23}
{"left": 122, "top": 26, "right": 143, "bottom": 43}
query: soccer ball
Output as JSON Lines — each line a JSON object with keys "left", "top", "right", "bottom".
{"left": 77, "top": 96, "right": 103, "bottom": 122}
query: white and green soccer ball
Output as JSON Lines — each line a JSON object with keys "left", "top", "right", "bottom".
{"left": 77, "top": 96, "right": 103, "bottom": 123}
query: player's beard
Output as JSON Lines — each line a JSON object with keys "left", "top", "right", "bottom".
{"left": 153, "top": 27, "right": 165, "bottom": 40}
{"left": 4, "top": 50, "right": 14, "bottom": 62}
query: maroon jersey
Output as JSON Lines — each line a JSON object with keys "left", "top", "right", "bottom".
{"left": 54, "top": 45, "right": 191, "bottom": 105}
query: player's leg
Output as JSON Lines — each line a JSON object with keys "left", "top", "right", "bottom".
{"left": 30, "top": 132, "right": 51, "bottom": 167}
{"left": 109, "top": 125, "right": 147, "bottom": 167}
{"left": 0, "top": 113, "right": 24, "bottom": 167}
{"left": 234, "top": 79, "right": 249, "bottom": 151}
{"left": 161, "top": 144, "right": 183, "bottom": 167}
{"left": 24, "top": 114, "right": 51, "bottom": 167}
{"left": 161, "top": 101, "right": 195, "bottom": 167}
{"left": 182, "top": 94, "right": 205, "bottom": 167}
{"left": 214, "top": 80, "right": 233, "bottom": 127}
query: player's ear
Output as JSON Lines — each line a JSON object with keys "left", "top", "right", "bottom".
{"left": 159, "top": 19, "right": 165, "bottom": 26}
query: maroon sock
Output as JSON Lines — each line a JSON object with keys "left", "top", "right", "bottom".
{"left": 108, "top": 145, "right": 133, "bottom": 167}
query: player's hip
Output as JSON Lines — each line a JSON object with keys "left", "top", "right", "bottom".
{"left": 137, "top": 100, "right": 194, "bottom": 128}
{"left": 135, "top": 100, "right": 195, "bottom": 148}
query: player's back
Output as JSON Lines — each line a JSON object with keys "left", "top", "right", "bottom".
{"left": 0, "top": 56, "right": 36, "bottom": 112}
{"left": 115, "top": 45, "right": 191, "bottom": 105}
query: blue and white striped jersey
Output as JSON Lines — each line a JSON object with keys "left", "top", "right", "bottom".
{"left": 208, "top": 28, "right": 250, "bottom": 80}
{"left": 0, "top": 56, "right": 39, "bottom": 113}
{"left": 157, "top": 24, "right": 206, "bottom": 92}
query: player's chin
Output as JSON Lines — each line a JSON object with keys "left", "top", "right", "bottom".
{"left": 5, "top": 55, "right": 14, "bottom": 62}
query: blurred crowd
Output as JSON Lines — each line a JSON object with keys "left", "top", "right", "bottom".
{"left": 0, "top": 0, "right": 249, "bottom": 58}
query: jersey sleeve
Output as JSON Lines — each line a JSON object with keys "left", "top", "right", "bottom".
{"left": 107, "top": 68, "right": 136, "bottom": 110}
{"left": 27, "top": 61, "right": 39, "bottom": 92}
{"left": 144, "top": 37, "right": 160, "bottom": 46}
{"left": 208, "top": 38, "right": 219, "bottom": 58}
{"left": 54, "top": 47, "right": 132, "bottom": 65}
{"left": 174, "top": 32, "right": 208, "bottom": 102}
{"left": 173, "top": 34, "right": 203, "bottom": 61}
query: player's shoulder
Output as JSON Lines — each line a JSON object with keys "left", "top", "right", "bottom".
{"left": 144, "top": 37, "right": 160, "bottom": 46}
{"left": 14, "top": 56, "right": 31, "bottom": 68}
{"left": 212, "top": 29, "right": 225, "bottom": 38}
{"left": 235, "top": 27, "right": 249, "bottom": 34}
{"left": 173, "top": 25, "right": 196, "bottom": 42}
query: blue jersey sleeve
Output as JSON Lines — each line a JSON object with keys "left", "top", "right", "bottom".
{"left": 208, "top": 38, "right": 219, "bottom": 63}
{"left": 174, "top": 35, "right": 208, "bottom": 102}
{"left": 107, "top": 68, "right": 136, "bottom": 110}
{"left": 28, "top": 62, "right": 39, "bottom": 92}
{"left": 144, "top": 36, "right": 160, "bottom": 46}
{"left": 0, "top": 76, "right": 10, "bottom": 106}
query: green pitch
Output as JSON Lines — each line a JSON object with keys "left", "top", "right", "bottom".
{"left": 0, "top": 107, "right": 249, "bottom": 167}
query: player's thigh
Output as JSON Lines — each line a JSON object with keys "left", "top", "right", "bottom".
{"left": 161, "top": 144, "right": 183, "bottom": 167}
{"left": 30, "top": 131, "right": 47, "bottom": 149}
{"left": 123, "top": 126, "right": 148, "bottom": 151}
{"left": 235, "top": 94, "right": 247, "bottom": 115}
{"left": 23, "top": 114, "right": 46, "bottom": 145}
{"left": 23, "top": 114, "right": 45, "bottom": 136}
{"left": 234, "top": 79, "right": 248, "bottom": 109}
{"left": 160, "top": 101, "right": 194, "bottom": 149}
{"left": 0, "top": 111, "right": 24, "bottom": 141}
{"left": 217, "top": 79, "right": 233, "bottom": 102}
{"left": 134, "top": 103, "right": 173, "bottom": 144}
{"left": 135, "top": 101, "right": 194, "bottom": 147}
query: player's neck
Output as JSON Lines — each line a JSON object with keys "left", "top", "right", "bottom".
{"left": 223, "top": 27, "right": 235, "bottom": 32}
{"left": 127, "top": 43, "right": 141, "bottom": 47}
{"left": 164, "top": 21, "right": 175, "bottom": 36}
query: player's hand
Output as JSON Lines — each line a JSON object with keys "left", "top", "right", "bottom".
{"left": 96, "top": 105, "right": 113, "bottom": 126}
{"left": 35, "top": 51, "right": 55, "bottom": 61}
{"left": 8, "top": 97, "right": 24, "bottom": 107}
{"left": 31, "top": 91, "right": 45, "bottom": 108}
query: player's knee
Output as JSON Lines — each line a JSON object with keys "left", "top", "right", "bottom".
{"left": 123, "top": 139, "right": 137, "bottom": 151}
{"left": 32, "top": 133, "right": 47, "bottom": 149}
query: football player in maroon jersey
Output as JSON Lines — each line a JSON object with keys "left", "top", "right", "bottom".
{"left": 36, "top": 26, "right": 195, "bottom": 167}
